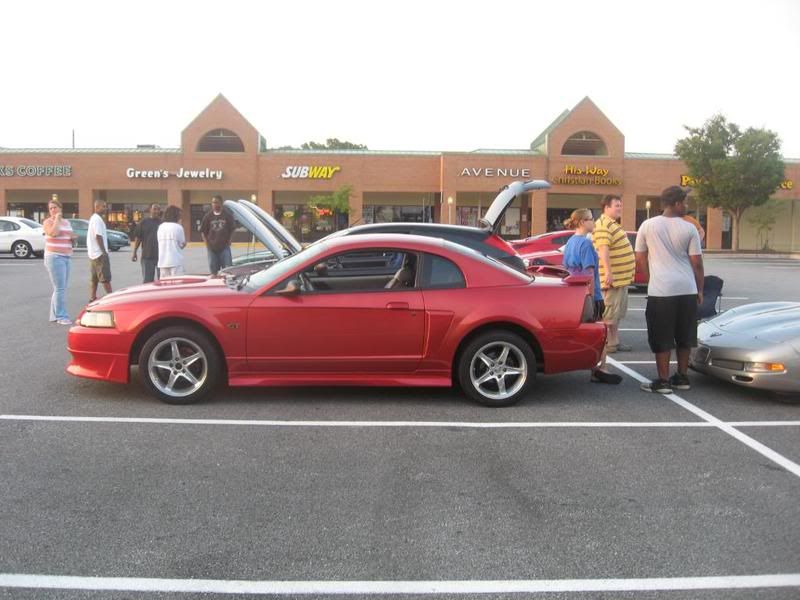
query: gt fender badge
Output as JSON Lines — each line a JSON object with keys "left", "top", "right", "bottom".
{"left": 227, "top": 323, "right": 240, "bottom": 329}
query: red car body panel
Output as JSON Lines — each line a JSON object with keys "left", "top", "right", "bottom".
{"left": 67, "top": 234, "right": 606, "bottom": 393}
{"left": 521, "top": 231, "right": 649, "bottom": 286}
{"left": 510, "top": 231, "right": 575, "bottom": 255}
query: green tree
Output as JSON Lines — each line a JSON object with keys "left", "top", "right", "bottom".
{"left": 307, "top": 185, "right": 352, "bottom": 231}
{"left": 301, "top": 138, "right": 368, "bottom": 150}
{"left": 746, "top": 199, "right": 784, "bottom": 251}
{"left": 674, "top": 114, "right": 785, "bottom": 250}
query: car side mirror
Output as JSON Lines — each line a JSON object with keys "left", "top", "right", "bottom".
{"left": 274, "top": 279, "right": 301, "bottom": 296}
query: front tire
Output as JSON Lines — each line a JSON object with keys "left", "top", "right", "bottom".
{"left": 138, "top": 326, "right": 221, "bottom": 404}
{"left": 12, "top": 241, "right": 32, "bottom": 259}
{"left": 458, "top": 330, "right": 535, "bottom": 407}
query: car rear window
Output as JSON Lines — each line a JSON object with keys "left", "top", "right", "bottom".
{"left": 19, "top": 218, "right": 41, "bottom": 228}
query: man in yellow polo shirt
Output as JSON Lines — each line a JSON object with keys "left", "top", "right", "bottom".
{"left": 593, "top": 194, "right": 636, "bottom": 353}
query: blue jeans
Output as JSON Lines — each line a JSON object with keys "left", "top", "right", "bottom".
{"left": 44, "top": 253, "right": 71, "bottom": 321}
{"left": 207, "top": 246, "right": 232, "bottom": 275}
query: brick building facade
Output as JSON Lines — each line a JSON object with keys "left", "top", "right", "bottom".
{"left": 2, "top": 95, "right": 798, "bottom": 251}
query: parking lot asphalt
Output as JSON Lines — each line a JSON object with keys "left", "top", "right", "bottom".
{"left": 0, "top": 249, "right": 798, "bottom": 599}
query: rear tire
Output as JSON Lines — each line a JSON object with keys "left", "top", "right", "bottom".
{"left": 138, "top": 326, "right": 222, "bottom": 404}
{"left": 12, "top": 241, "right": 32, "bottom": 259}
{"left": 457, "top": 330, "right": 535, "bottom": 407}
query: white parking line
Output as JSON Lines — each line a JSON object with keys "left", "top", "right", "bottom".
{"left": 608, "top": 357, "right": 800, "bottom": 479}
{"left": 0, "top": 414, "right": 708, "bottom": 428}
{"left": 0, "top": 573, "right": 798, "bottom": 595}
{"left": 2, "top": 414, "right": 798, "bottom": 428}
{"left": 619, "top": 328, "right": 647, "bottom": 331}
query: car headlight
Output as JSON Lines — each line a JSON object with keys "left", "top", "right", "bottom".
{"left": 744, "top": 362, "right": 786, "bottom": 373}
{"left": 79, "top": 311, "right": 115, "bottom": 328}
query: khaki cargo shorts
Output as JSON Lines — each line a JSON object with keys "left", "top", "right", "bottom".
{"left": 90, "top": 254, "right": 112, "bottom": 284}
{"left": 602, "top": 285, "right": 628, "bottom": 323}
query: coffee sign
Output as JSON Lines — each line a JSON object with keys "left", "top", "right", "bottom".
{"left": 0, "top": 165, "right": 72, "bottom": 177}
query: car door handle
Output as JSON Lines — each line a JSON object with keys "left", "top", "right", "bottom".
{"left": 386, "top": 302, "right": 410, "bottom": 310}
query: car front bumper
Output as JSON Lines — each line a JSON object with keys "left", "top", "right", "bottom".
{"left": 66, "top": 325, "right": 134, "bottom": 384}
{"left": 690, "top": 344, "right": 800, "bottom": 394}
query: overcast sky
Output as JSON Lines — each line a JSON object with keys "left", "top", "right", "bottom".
{"left": 2, "top": 0, "right": 799, "bottom": 156}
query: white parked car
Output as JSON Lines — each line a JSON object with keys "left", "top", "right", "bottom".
{"left": 0, "top": 217, "right": 45, "bottom": 258}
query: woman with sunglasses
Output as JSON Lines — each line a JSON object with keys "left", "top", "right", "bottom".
{"left": 562, "top": 208, "right": 622, "bottom": 384}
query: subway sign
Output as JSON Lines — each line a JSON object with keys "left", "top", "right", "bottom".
{"left": 281, "top": 165, "right": 341, "bottom": 179}
{"left": 681, "top": 174, "right": 793, "bottom": 190}
{"left": 0, "top": 164, "right": 72, "bottom": 177}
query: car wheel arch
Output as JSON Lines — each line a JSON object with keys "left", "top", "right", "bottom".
{"left": 129, "top": 317, "right": 227, "bottom": 378}
{"left": 451, "top": 321, "right": 543, "bottom": 385}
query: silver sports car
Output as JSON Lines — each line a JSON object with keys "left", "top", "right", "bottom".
{"left": 690, "top": 302, "right": 800, "bottom": 395}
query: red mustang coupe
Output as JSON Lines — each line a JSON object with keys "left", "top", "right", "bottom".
{"left": 67, "top": 234, "right": 605, "bottom": 407}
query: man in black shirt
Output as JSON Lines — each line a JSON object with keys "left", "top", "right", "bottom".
{"left": 131, "top": 204, "right": 162, "bottom": 283}
{"left": 200, "top": 195, "right": 235, "bottom": 275}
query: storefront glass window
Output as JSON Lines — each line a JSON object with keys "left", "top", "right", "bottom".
{"left": 7, "top": 202, "right": 79, "bottom": 222}
{"left": 274, "top": 204, "right": 348, "bottom": 243}
{"left": 363, "top": 206, "right": 433, "bottom": 224}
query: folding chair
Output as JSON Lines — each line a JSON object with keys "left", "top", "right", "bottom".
{"left": 697, "top": 275, "right": 724, "bottom": 320}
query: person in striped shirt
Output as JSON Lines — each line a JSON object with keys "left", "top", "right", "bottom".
{"left": 593, "top": 195, "right": 635, "bottom": 353}
{"left": 42, "top": 198, "right": 78, "bottom": 324}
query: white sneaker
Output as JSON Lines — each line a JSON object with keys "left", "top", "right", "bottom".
{"left": 57, "top": 318, "right": 73, "bottom": 325}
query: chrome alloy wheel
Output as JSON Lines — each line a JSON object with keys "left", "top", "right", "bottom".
{"left": 147, "top": 337, "right": 208, "bottom": 398}
{"left": 469, "top": 341, "right": 528, "bottom": 401}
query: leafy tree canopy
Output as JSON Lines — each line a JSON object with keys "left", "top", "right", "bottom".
{"left": 270, "top": 139, "right": 368, "bottom": 151}
{"left": 674, "top": 114, "right": 785, "bottom": 250}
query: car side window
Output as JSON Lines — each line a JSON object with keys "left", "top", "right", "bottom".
{"left": 0, "top": 220, "right": 19, "bottom": 232}
{"left": 272, "top": 250, "right": 418, "bottom": 295}
{"left": 420, "top": 253, "right": 465, "bottom": 289}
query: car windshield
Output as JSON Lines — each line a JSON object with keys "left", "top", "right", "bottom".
{"left": 20, "top": 218, "right": 41, "bottom": 228}
{"left": 240, "top": 243, "right": 329, "bottom": 293}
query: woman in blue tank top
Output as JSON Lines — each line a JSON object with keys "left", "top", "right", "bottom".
{"left": 561, "top": 209, "right": 621, "bottom": 385}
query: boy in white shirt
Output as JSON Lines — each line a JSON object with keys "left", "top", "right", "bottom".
{"left": 157, "top": 205, "right": 187, "bottom": 277}
{"left": 87, "top": 200, "right": 113, "bottom": 302}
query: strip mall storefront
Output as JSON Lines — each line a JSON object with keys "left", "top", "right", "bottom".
{"left": 2, "top": 95, "right": 798, "bottom": 250}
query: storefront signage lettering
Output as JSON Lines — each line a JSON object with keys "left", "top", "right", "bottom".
{"left": 459, "top": 167, "right": 531, "bottom": 178}
{"left": 681, "top": 174, "right": 793, "bottom": 190}
{"left": 0, "top": 165, "right": 72, "bottom": 177}
{"left": 281, "top": 166, "right": 341, "bottom": 179}
{"left": 126, "top": 168, "right": 223, "bottom": 180}
{"left": 556, "top": 164, "right": 621, "bottom": 186}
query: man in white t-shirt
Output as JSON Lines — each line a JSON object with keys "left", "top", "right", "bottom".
{"left": 87, "top": 200, "right": 112, "bottom": 302}
{"left": 635, "top": 186, "right": 704, "bottom": 394}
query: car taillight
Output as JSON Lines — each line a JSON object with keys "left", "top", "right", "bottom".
{"left": 581, "top": 294, "right": 594, "bottom": 323}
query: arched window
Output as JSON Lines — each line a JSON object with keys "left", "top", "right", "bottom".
{"left": 196, "top": 129, "right": 245, "bottom": 152}
{"left": 561, "top": 131, "right": 608, "bottom": 156}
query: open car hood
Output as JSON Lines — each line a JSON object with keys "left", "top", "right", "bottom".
{"left": 238, "top": 199, "right": 303, "bottom": 255}
{"left": 223, "top": 200, "right": 287, "bottom": 262}
{"left": 480, "top": 180, "right": 551, "bottom": 233}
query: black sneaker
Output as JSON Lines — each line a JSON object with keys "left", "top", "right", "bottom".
{"left": 669, "top": 373, "right": 691, "bottom": 390}
{"left": 640, "top": 379, "right": 673, "bottom": 394}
